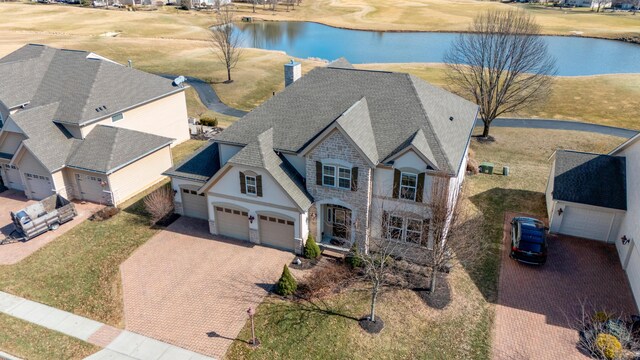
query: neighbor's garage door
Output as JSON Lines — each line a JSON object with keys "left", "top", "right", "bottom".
{"left": 24, "top": 173, "right": 53, "bottom": 200}
{"left": 3, "top": 164, "right": 23, "bottom": 191}
{"left": 259, "top": 215, "right": 295, "bottom": 251}
{"left": 559, "top": 205, "right": 614, "bottom": 241}
{"left": 215, "top": 206, "right": 249, "bottom": 241}
{"left": 626, "top": 244, "right": 640, "bottom": 310}
{"left": 76, "top": 174, "right": 108, "bottom": 204}
{"left": 181, "top": 188, "right": 208, "bottom": 220}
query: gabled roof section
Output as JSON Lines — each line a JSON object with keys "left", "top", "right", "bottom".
{"left": 552, "top": 150, "right": 626, "bottom": 210}
{"left": 163, "top": 142, "right": 221, "bottom": 183}
{"left": 0, "top": 44, "right": 184, "bottom": 125}
{"left": 215, "top": 63, "right": 478, "bottom": 176}
{"left": 226, "top": 129, "right": 313, "bottom": 211}
{"left": 9, "top": 103, "right": 80, "bottom": 172}
{"left": 66, "top": 126, "right": 173, "bottom": 174}
{"left": 327, "top": 57, "right": 354, "bottom": 69}
{"left": 334, "top": 97, "right": 378, "bottom": 165}
{"left": 385, "top": 128, "right": 438, "bottom": 169}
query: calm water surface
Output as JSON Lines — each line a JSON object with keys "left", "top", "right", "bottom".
{"left": 235, "top": 21, "right": 640, "bottom": 76}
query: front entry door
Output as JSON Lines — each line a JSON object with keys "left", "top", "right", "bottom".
{"left": 326, "top": 205, "right": 351, "bottom": 240}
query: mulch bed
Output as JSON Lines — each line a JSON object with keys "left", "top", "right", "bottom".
{"left": 152, "top": 213, "right": 181, "bottom": 228}
{"left": 413, "top": 273, "right": 452, "bottom": 310}
{"left": 289, "top": 257, "right": 321, "bottom": 270}
{"left": 359, "top": 316, "right": 385, "bottom": 334}
{"left": 473, "top": 134, "right": 496, "bottom": 143}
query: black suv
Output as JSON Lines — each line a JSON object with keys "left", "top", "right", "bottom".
{"left": 510, "top": 217, "right": 548, "bottom": 265}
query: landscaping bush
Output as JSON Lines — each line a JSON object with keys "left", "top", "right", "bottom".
{"left": 89, "top": 206, "right": 120, "bottom": 221}
{"left": 593, "top": 311, "right": 611, "bottom": 323}
{"left": 345, "top": 244, "right": 363, "bottom": 269}
{"left": 595, "top": 333, "right": 622, "bottom": 360}
{"left": 298, "top": 260, "right": 352, "bottom": 299}
{"left": 143, "top": 185, "right": 174, "bottom": 224}
{"left": 275, "top": 264, "right": 297, "bottom": 296}
{"left": 304, "top": 235, "right": 321, "bottom": 259}
{"left": 467, "top": 158, "right": 479, "bottom": 175}
{"left": 199, "top": 116, "right": 218, "bottom": 127}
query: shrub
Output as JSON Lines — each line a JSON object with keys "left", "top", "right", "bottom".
{"left": 298, "top": 260, "right": 352, "bottom": 299}
{"left": 89, "top": 206, "right": 120, "bottom": 221}
{"left": 595, "top": 333, "right": 622, "bottom": 360}
{"left": 346, "top": 244, "right": 363, "bottom": 269}
{"left": 304, "top": 235, "right": 321, "bottom": 259}
{"left": 593, "top": 311, "right": 611, "bottom": 323}
{"left": 275, "top": 265, "right": 297, "bottom": 296}
{"left": 199, "top": 116, "right": 218, "bottom": 127}
{"left": 144, "top": 185, "right": 174, "bottom": 224}
{"left": 467, "top": 157, "right": 479, "bottom": 175}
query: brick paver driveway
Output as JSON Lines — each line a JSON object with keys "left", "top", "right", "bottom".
{"left": 120, "top": 217, "right": 296, "bottom": 359}
{"left": 0, "top": 190, "right": 102, "bottom": 265}
{"left": 493, "top": 213, "right": 637, "bottom": 360}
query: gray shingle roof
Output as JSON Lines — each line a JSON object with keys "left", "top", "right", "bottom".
{"left": 553, "top": 150, "right": 627, "bottom": 210}
{"left": 327, "top": 58, "right": 354, "bottom": 69}
{"left": 66, "top": 126, "right": 173, "bottom": 174}
{"left": 227, "top": 129, "right": 313, "bottom": 210}
{"left": 163, "top": 142, "right": 221, "bottom": 182}
{"left": 0, "top": 44, "right": 182, "bottom": 124}
{"left": 333, "top": 97, "right": 378, "bottom": 165}
{"left": 216, "top": 65, "right": 477, "bottom": 175}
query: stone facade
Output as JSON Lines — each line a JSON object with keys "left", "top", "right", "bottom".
{"left": 305, "top": 130, "right": 373, "bottom": 247}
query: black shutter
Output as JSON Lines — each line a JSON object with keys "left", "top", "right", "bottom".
{"left": 416, "top": 172, "right": 425, "bottom": 203}
{"left": 392, "top": 169, "right": 401, "bottom": 199}
{"left": 256, "top": 175, "right": 263, "bottom": 197}
{"left": 315, "top": 161, "right": 323, "bottom": 186}
{"left": 351, "top": 167, "right": 358, "bottom": 191}
{"left": 381, "top": 211, "right": 389, "bottom": 238}
{"left": 239, "top": 171, "right": 246, "bottom": 194}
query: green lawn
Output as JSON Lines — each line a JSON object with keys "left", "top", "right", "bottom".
{"left": 226, "top": 128, "right": 625, "bottom": 360}
{"left": 0, "top": 140, "right": 204, "bottom": 328}
{"left": 0, "top": 313, "right": 98, "bottom": 360}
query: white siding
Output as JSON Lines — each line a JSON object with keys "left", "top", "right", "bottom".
{"left": 616, "top": 140, "right": 640, "bottom": 265}
{"left": 218, "top": 143, "right": 242, "bottom": 166}
{"left": 0, "top": 131, "right": 24, "bottom": 156}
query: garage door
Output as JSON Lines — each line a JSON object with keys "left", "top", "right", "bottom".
{"left": 559, "top": 206, "right": 614, "bottom": 241}
{"left": 3, "top": 164, "right": 23, "bottom": 191}
{"left": 181, "top": 188, "right": 208, "bottom": 220}
{"left": 76, "top": 174, "right": 109, "bottom": 204}
{"left": 626, "top": 244, "right": 640, "bottom": 310}
{"left": 24, "top": 173, "right": 53, "bottom": 200}
{"left": 259, "top": 215, "right": 295, "bottom": 251}
{"left": 215, "top": 206, "right": 249, "bottom": 241}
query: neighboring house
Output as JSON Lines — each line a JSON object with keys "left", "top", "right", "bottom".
{"left": 165, "top": 59, "right": 478, "bottom": 255}
{"left": 0, "top": 44, "right": 190, "bottom": 205}
{"left": 546, "top": 135, "right": 640, "bottom": 309}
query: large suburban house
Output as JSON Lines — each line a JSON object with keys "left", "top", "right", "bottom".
{"left": 0, "top": 44, "right": 190, "bottom": 205}
{"left": 546, "top": 135, "right": 640, "bottom": 309}
{"left": 166, "top": 59, "right": 478, "bottom": 254}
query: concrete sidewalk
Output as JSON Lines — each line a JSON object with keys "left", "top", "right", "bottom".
{"left": 0, "top": 291, "right": 215, "bottom": 360}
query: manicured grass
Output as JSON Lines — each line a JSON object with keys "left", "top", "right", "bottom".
{"left": 226, "top": 128, "right": 625, "bottom": 360}
{"left": 184, "top": 87, "right": 240, "bottom": 128}
{"left": 358, "top": 63, "right": 640, "bottom": 130}
{"left": 0, "top": 313, "right": 98, "bottom": 360}
{"left": 0, "top": 141, "right": 201, "bottom": 328}
{"left": 172, "top": 139, "right": 207, "bottom": 164}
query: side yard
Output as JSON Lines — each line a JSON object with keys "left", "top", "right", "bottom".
{"left": 226, "top": 127, "right": 625, "bottom": 360}
{"left": 0, "top": 140, "right": 205, "bottom": 360}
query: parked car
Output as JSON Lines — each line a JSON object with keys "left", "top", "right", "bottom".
{"left": 510, "top": 217, "right": 548, "bottom": 265}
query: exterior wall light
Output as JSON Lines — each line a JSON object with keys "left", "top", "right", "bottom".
{"left": 622, "top": 235, "right": 631, "bottom": 245}
{"left": 557, "top": 208, "right": 563, "bottom": 216}
{"left": 248, "top": 215, "right": 255, "bottom": 224}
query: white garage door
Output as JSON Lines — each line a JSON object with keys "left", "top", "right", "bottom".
{"left": 3, "top": 164, "right": 23, "bottom": 191}
{"left": 76, "top": 174, "right": 109, "bottom": 204}
{"left": 24, "top": 173, "right": 53, "bottom": 200}
{"left": 215, "top": 206, "right": 249, "bottom": 241}
{"left": 559, "top": 205, "right": 614, "bottom": 241}
{"left": 626, "top": 244, "right": 640, "bottom": 310}
{"left": 181, "top": 188, "right": 208, "bottom": 220}
{"left": 259, "top": 215, "right": 295, "bottom": 251}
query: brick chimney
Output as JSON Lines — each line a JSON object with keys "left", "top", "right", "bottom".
{"left": 284, "top": 60, "right": 301, "bottom": 87}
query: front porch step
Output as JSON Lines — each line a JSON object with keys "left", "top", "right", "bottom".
{"left": 319, "top": 243, "right": 349, "bottom": 258}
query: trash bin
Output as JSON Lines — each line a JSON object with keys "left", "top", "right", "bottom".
{"left": 503, "top": 166, "right": 510, "bottom": 176}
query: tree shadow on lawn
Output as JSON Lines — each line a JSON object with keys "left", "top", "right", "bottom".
{"left": 466, "top": 187, "right": 546, "bottom": 303}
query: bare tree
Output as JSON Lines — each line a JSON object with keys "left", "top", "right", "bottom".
{"left": 251, "top": 0, "right": 258, "bottom": 12}
{"left": 444, "top": 10, "right": 556, "bottom": 138}
{"left": 210, "top": 6, "right": 243, "bottom": 83}
{"left": 592, "top": 0, "right": 609, "bottom": 12}
{"left": 269, "top": 0, "right": 277, "bottom": 11}
{"left": 421, "top": 176, "right": 485, "bottom": 294}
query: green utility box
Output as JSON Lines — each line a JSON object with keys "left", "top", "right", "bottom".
{"left": 479, "top": 162, "right": 494, "bottom": 174}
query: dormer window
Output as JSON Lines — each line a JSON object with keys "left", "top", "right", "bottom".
{"left": 239, "top": 171, "right": 262, "bottom": 197}
{"left": 400, "top": 172, "right": 417, "bottom": 201}
{"left": 111, "top": 113, "right": 124, "bottom": 122}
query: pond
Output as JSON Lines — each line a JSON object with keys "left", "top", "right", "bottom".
{"left": 235, "top": 21, "right": 640, "bottom": 76}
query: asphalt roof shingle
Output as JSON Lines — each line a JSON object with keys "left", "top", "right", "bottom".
{"left": 215, "top": 65, "right": 478, "bottom": 175}
{"left": 553, "top": 150, "right": 627, "bottom": 210}
{"left": 163, "top": 142, "right": 221, "bottom": 182}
